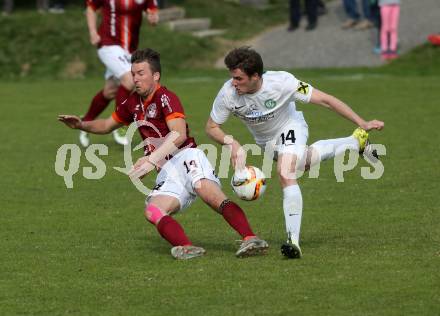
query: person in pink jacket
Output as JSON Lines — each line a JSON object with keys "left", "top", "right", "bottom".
{"left": 379, "top": 0, "right": 400, "bottom": 60}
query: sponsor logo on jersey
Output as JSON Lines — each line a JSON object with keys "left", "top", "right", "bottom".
{"left": 247, "top": 113, "right": 274, "bottom": 123}
{"left": 135, "top": 0, "right": 145, "bottom": 4}
{"left": 264, "top": 99, "right": 276, "bottom": 109}
{"left": 297, "top": 82, "right": 309, "bottom": 95}
{"left": 247, "top": 111, "right": 264, "bottom": 118}
{"left": 244, "top": 104, "right": 259, "bottom": 116}
{"left": 233, "top": 111, "right": 275, "bottom": 123}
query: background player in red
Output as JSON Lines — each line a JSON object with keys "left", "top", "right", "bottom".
{"left": 80, "top": 0, "right": 159, "bottom": 147}
{"left": 59, "top": 48, "right": 269, "bottom": 260}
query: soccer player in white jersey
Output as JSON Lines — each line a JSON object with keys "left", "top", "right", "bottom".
{"left": 206, "top": 47, "right": 384, "bottom": 259}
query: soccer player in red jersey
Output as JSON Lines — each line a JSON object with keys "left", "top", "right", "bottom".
{"left": 80, "top": 0, "right": 159, "bottom": 147}
{"left": 59, "top": 48, "right": 269, "bottom": 260}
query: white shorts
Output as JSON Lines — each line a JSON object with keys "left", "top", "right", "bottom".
{"left": 97, "top": 45, "right": 131, "bottom": 80}
{"left": 258, "top": 111, "right": 309, "bottom": 160}
{"left": 146, "top": 148, "right": 220, "bottom": 211}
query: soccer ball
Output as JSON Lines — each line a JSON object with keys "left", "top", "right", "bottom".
{"left": 231, "top": 166, "right": 267, "bottom": 201}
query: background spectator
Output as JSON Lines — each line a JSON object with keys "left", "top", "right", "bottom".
{"left": 342, "top": 0, "right": 374, "bottom": 30}
{"left": 317, "top": 0, "right": 327, "bottom": 16}
{"left": 370, "top": 0, "right": 381, "bottom": 53}
{"left": 288, "top": 0, "right": 318, "bottom": 32}
{"left": 2, "top": 0, "right": 14, "bottom": 15}
{"left": 49, "top": 0, "right": 66, "bottom": 14}
{"left": 157, "top": 0, "right": 167, "bottom": 9}
{"left": 3, "top": 0, "right": 49, "bottom": 15}
{"left": 379, "top": 0, "right": 400, "bottom": 60}
{"left": 36, "top": 0, "right": 49, "bottom": 13}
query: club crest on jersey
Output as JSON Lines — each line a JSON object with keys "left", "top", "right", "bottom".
{"left": 264, "top": 99, "right": 276, "bottom": 109}
{"left": 297, "top": 82, "right": 309, "bottom": 95}
{"left": 146, "top": 103, "right": 157, "bottom": 118}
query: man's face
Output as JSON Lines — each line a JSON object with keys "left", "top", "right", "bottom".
{"left": 230, "top": 68, "right": 261, "bottom": 95}
{"left": 131, "top": 61, "right": 159, "bottom": 97}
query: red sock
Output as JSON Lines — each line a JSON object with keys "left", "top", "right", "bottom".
{"left": 115, "top": 85, "right": 132, "bottom": 109}
{"left": 156, "top": 216, "right": 192, "bottom": 246}
{"left": 221, "top": 200, "right": 255, "bottom": 239}
{"left": 82, "top": 90, "right": 112, "bottom": 121}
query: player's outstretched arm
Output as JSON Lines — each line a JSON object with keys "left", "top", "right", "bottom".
{"left": 58, "top": 115, "right": 122, "bottom": 134}
{"left": 309, "top": 89, "right": 384, "bottom": 131}
{"left": 205, "top": 117, "right": 246, "bottom": 170}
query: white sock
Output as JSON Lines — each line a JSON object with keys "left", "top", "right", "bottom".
{"left": 282, "top": 185, "right": 303, "bottom": 243}
{"left": 309, "top": 136, "right": 359, "bottom": 165}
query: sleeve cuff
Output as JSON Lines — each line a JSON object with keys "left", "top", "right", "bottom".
{"left": 209, "top": 113, "right": 224, "bottom": 125}
{"left": 165, "top": 112, "right": 185, "bottom": 121}
{"left": 112, "top": 112, "right": 129, "bottom": 126}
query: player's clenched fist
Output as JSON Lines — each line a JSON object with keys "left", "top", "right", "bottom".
{"left": 147, "top": 11, "right": 159, "bottom": 25}
{"left": 362, "top": 120, "right": 385, "bottom": 131}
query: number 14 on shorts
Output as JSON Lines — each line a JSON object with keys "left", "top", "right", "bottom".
{"left": 280, "top": 130, "right": 296, "bottom": 146}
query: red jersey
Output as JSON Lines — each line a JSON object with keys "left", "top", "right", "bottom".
{"left": 86, "top": 0, "right": 158, "bottom": 53}
{"left": 112, "top": 85, "right": 197, "bottom": 157}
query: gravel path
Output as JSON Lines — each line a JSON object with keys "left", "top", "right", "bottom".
{"left": 245, "top": 0, "right": 440, "bottom": 68}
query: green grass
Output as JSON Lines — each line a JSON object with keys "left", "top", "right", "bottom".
{"left": 1, "top": 66, "right": 439, "bottom": 315}
{"left": 0, "top": 8, "right": 215, "bottom": 79}
{"left": 0, "top": 0, "right": 288, "bottom": 79}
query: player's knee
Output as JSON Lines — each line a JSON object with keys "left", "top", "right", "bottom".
{"left": 144, "top": 204, "right": 166, "bottom": 225}
{"left": 277, "top": 161, "right": 295, "bottom": 178}
{"left": 195, "top": 179, "right": 226, "bottom": 211}
{"left": 277, "top": 165, "right": 298, "bottom": 186}
{"left": 120, "top": 73, "right": 134, "bottom": 90}
{"left": 103, "top": 86, "right": 117, "bottom": 99}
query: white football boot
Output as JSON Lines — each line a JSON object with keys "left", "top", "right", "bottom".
{"left": 79, "top": 131, "right": 90, "bottom": 147}
{"left": 112, "top": 128, "right": 129, "bottom": 146}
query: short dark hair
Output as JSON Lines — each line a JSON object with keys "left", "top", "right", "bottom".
{"left": 224, "top": 47, "right": 263, "bottom": 77}
{"left": 131, "top": 48, "right": 161, "bottom": 74}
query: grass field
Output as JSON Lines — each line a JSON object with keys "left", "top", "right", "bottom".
{"left": 1, "top": 68, "right": 439, "bottom": 315}
{"left": 0, "top": 1, "right": 288, "bottom": 80}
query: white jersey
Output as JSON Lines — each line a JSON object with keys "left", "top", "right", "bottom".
{"left": 210, "top": 71, "right": 313, "bottom": 145}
